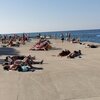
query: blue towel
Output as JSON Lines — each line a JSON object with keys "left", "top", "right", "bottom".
{"left": 21, "top": 66, "right": 29, "bottom": 72}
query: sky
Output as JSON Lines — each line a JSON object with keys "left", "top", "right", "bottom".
{"left": 0, "top": 0, "right": 100, "bottom": 34}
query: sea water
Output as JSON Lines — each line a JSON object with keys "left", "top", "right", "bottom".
{"left": 29, "top": 29, "right": 100, "bottom": 43}
{"left": 1, "top": 29, "right": 100, "bottom": 43}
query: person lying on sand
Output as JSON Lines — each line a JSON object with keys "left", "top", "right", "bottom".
{"left": 23, "top": 55, "right": 43, "bottom": 65}
{"left": 5, "top": 55, "right": 35, "bottom": 62}
{"left": 87, "top": 44, "right": 99, "bottom": 48}
{"left": 71, "top": 38, "right": 82, "bottom": 44}
{"left": 3, "top": 64, "right": 43, "bottom": 72}
{"left": 67, "top": 50, "right": 82, "bottom": 58}
{"left": 3, "top": 55, "right": 43, "bottom": 66}
{"left": 30, "top": 39, "right": 52, "bottom": 51}
{"left": 3, "top": 55, "right": 43, "bottom": 72}
{"left": 58, "top": 49, "right": 70, "bottom": 57}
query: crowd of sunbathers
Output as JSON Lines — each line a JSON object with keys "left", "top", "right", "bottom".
{"left": 1, "top": 33, "right": 99, "bottom": 72}
{"left": 3, "top": 55, "right": 43, "bottom": 72}
{"left": 30, "top": 38, "right": 52, "bottom": 51}
{"left": 58, "top": 49, "right": 82, "bottom": 58}
{"left": 0, "top": 34, "right": 29, "bottom": 47}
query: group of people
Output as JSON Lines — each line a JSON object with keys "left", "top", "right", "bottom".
{"left": 30, "top": 38, "right": 52, "bottom": 51}
{"left": 58, "top": 49, "right": 82, "bottom": 58}
{"left": 60, "top": 32, "right": 71, "bottom": 43}
{"left": 0, "top": 34, "right": 29, "bottom": 47}
{"left": 1, "top": 33, "right": 92, "bottom": 72}
{"left": 60, "top": 32, "right": 81, "bottom": 44}
{"left": 3, "top": 55, "right": 43, "bottom": 72}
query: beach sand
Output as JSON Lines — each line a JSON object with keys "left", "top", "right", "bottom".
{"left": 0, "top": 39, "right": 100, "bottom": 100}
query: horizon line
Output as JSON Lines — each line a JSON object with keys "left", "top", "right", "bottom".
{"left": 0, "top": 28, "right": 100, "bottom": 34}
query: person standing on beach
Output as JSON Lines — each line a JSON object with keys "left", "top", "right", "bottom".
{"left": 60, "top": 33, "right": 64, "bottom": 43}
{"left": 22, "top": 34, "right": 26, "bottom": 45}
{"left": 67, "top": 32, "right": 71, "bottom": 42}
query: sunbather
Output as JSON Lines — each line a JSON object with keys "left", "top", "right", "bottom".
{"left": 3, "top": 55, "right": 43, "bottom": 66}
{"left": 30, "top": 39, "right": 52, "bottom": 50}
{"left": 58, "top": 49, "right": 70, "bottom": 57}
{"left": 67, "top": 50, "right": 82, "bottom": 58}
{"left": 3, "top": 55, "right": 43, "bottom": 71}
{"left": 87, "top": 44, "right": 99, "bottom": 48}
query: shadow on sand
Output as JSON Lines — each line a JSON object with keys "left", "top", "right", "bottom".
{"left": 0, "top": 59, "right": 5, "bottom": 64}
{"left": 0, "top": 47, "right": 19, "bottom": 56}
{"left": 0, "top": 47, "right": 19, "bottom": 64}
{"left": 50, "top": 47, "right": 62, "bottom": 50}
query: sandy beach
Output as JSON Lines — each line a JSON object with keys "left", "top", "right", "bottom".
{"left": 0, "top": 39, "right": 100, "bottom": 100}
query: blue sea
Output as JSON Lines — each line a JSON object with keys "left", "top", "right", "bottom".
{"left": 1, "top": 29, "right": 100, "bottom": 43}
{"left": 28, "top": 29, "right": 100, "bottom": 43}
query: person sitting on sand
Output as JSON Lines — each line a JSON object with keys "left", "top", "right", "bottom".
{"left": 67, "top": 50, "right": 82, "bottom": 58}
